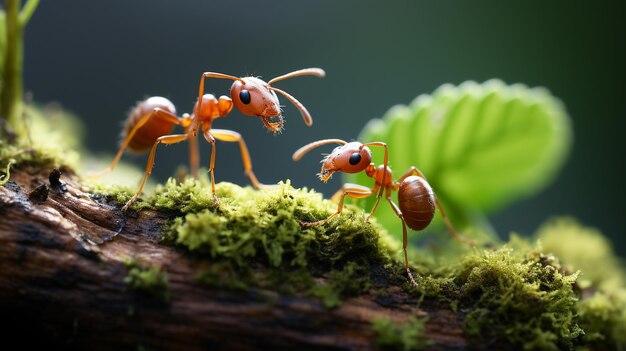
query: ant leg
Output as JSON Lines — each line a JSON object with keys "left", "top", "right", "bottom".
{"left": 434, "top": 198, "right": 475, "bottom": 244}
{"left": 386, "top": 196, "right": 419, "bottom": 287}
{"left": 188, "top": 132, "right": 200, "bottom": 179}
{"left": 330, "top": 182, "right": 380, "bottom": 203}
{"left": 398, "top": 166, "right": 475, "bottom": 245}
{"left": 301, "top": 183, "right": 373, "bottom": 227}
{"left": 202, "top": 131, "right": 219, "bottom": 206}
{"left": 122, "top": 133, "right": 192, "bottom": 211}
{"left": 335, "top": 182, "right": 383, "bottom": 223}
{"left": 329, "top": 187, "right": 345, "bottom": 202}
{"left": 91, "top": 108, "right": 185, "bottom": 177}
{"left": 196, "top": 72, "right": 242, "bottom": 120}
{"left": 210, "top": 129, "right": 267, "bottom": 189}
{"left": 397, "top": 166, "right": 421, "bottom": 183}
{"left": 361, "top": 142, "right": 388, "bottom": 223}
{"left": 365, "top": 182, "right": 383, "bottom": 223}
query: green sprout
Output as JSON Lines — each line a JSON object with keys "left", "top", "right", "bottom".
{"left": 1, "top": 0, "right": 39, "bottom": 137}
{"left": 0, "top": 156, "right": 13, "bottom": 185}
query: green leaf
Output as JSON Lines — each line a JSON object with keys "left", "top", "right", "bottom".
{"left": 345, "top": 80, "right": 572, "bottom": 239}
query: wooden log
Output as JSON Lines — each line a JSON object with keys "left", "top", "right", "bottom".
{"left": 0, "top": 167, "right": 474, "bottom": 350}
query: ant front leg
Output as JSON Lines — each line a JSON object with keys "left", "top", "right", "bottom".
{"left": 122, "top": 133, "right": 192, "bottom": 211}
{"left": 361, "top": 142, "right": 388, "bottom": 223}
{"left": 331, "top": 182, "right": 382, "bottom": 220}
{"left": 386, "top": 193, "right": 419, "bottom": 287}
{"left": 210, "top": 129, "right": 269, "bottom": 189}
{"left": 399, "top": 166, "right": 475, "bottom": 245}
{"left": 302, "top": 183, "right": 373, "bottom": 227}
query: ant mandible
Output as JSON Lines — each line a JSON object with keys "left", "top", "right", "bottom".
{"left": 94, "top": 68, "right": 325, "bottom": 211}
{"left": 293, "top": 138, "right": 473, "bottom": 287}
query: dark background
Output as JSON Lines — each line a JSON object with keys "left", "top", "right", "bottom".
{"left": 22, "top": 1, "right": 625, "bottom": 256}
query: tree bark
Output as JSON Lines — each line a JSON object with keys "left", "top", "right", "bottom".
{"left": 0, "top": 166, "right": 475, "bottom": 351}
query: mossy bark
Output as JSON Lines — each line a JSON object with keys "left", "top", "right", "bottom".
{"left": 0, "top": 167, "right": 474, "bottom": 351}
{"left": 1, "top": 165, "right": 624, "bottom": 350}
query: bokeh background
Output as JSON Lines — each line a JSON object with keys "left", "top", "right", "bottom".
{"left": 22, "top": 1, "right": 624, "bottom": 255}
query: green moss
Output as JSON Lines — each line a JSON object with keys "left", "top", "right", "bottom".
{"left": 371, "top": 316, "right": 430, "bottom": 351}
{"left": 398, "top": 219, "right": 626, "bottom": 350}
{"left": 309, "top": 261, "right": 372, "bottom": 308}
{"left": 536, "top": 218, "right": 626, "bottom": 350}
{"left": 407, "top": 245, "right": 582, "bottom": 349}
{"left": 149, "top": 176, "right": 217, "bottom": 213}
{"left": 536, "top": 217, "right": 625, "bottom": 291}
{"left": 84, "top": 180, "right": 135, "bottom": 205}
{"left": 578, "top": 291, "right": 626, "bottom": 350}
{"left": 70, "top": 171, "right": 626, "bottom": 349}
{"left": 141, "top": 177, "right": 626, "bottom": 349}
{"left": 0, "top": 104, "right": 83, "bottom": 179}
{"left": 458, "top": 248, "right": 583, "bottom": 350}
{"left": 159, "top": 178, "right": 395, "bottom": 306}
{"left": 124, "top": 259, "right": 170, "bottom": 302}
{"left": 195, "top": 262, "right": 253, "bottom": 291}
{"left": 82, "top": 156, "right": 159, "bottom": 207}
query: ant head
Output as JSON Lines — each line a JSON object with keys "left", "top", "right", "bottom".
{"left": 318, "top": 142, "right": 372, "bottom": 182}
{"left": 230, "top": 77, "right": 283, "bottom": 133}
{"left": 227, "top": 68, "right": 325, "bottom": 134}
{"left": 293, "top": 139, "right": 378, "bottom": 182}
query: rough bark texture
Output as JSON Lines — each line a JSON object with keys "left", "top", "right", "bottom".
{"left": 0, "top": 166, "right": 477, "bottom": 351}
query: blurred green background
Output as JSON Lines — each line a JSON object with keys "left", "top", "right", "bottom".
{"left": 22, "top": 1, "right": 624, "bottom": 255}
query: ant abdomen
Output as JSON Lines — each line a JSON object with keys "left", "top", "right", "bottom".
{"left": 122, "top": 96, "right": 177, "bottom": 152}
{"left": 398, "top": 175, "right": 436, "bottom": 231}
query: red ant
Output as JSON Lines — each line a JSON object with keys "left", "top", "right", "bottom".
{"left": 93, "top": 68, "right": 325, "bottom": 210}
{"left": 293, "top": 138, "right": 473, "bottom": 286}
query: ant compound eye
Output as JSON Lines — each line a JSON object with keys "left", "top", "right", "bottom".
{"left": 349, "top": 152, "right": 362, "bottom": 165}
{"left": 239, "top": 90, "right": 251, "bottom": 104}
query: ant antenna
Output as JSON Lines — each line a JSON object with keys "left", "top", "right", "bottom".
{"left": 269, "top": 87, "right": 313, "bottom": 126}
{"left": 267, "top": 68, "right": 326, "bottom": 126}
{"left": 268, "top": 68, "right": 326, "bottom": 85}
{"left": 202, "top": 72, "right": 246, "bottom": 84}
{"left": 292, "top": 138, "right": 347, "bottom": 161}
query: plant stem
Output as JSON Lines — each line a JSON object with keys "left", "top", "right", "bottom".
{"left": 1, "top": 0, "right": 38, "bottom": 139}
{"left": 1, "top": 0, "right": 23, "bottom": 136}
{"left": 0, "top": 11, "right": 6, "bottom": 82}
{"left": 18, "top": 0, "right": 37, "bottom": 24}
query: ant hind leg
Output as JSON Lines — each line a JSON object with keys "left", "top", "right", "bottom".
{"left": 122, "top": 133, "right": 191, "bottom": 211}
{"left": 91, "top": 108, "right": 185, "bottom": 177}
{"left": 386, "top": 196, "right": 419, "bottom": 287}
